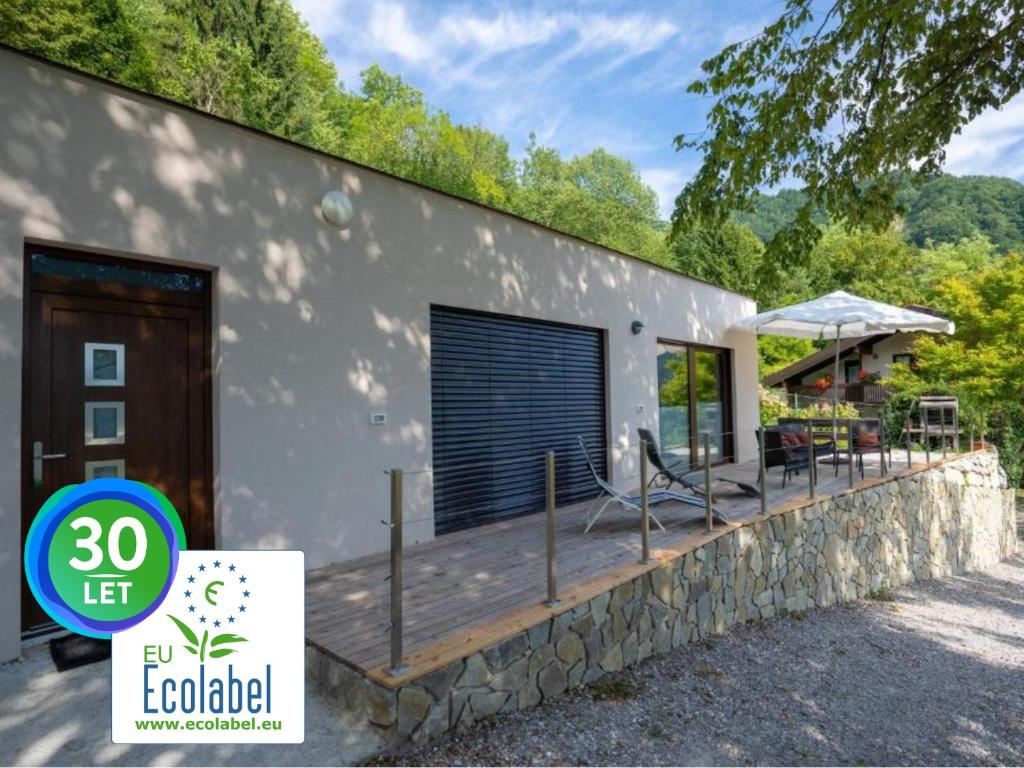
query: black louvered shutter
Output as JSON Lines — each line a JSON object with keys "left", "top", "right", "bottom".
{"left": 430, "top": 306, "right": 607, "bottom": 534}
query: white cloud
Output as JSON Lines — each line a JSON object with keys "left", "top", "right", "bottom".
{"left": 292, "top": 0, "right": 347, "bottom": 38}
{"left": 368, "top": 2, "right": 438, "bottom": 65}
{"left": 440, "top": 10, "right": 563, "bottom": 54}
{"left": 641, "top": 167, "right": 688, "bottom": 218}
{"left": 944, "top": 95, "right": 1024, "bottom": 178}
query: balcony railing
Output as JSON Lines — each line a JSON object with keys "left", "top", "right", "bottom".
{"left": 788, "top": 382, "right": 892, "bottom": 404}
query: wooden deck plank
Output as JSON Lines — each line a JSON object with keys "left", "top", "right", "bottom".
{"left": 306, "top": 452, "right": 932, "bottom": 676}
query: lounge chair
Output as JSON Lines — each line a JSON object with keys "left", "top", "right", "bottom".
{"left": 637, "top": 428, "right": 760, "bottom": 499}
{"left": 577, "top": 436, "right": 730, "bottom": 533}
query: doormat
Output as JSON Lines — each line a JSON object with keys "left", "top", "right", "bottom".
{"left": 50, "top": 634, "right": 111, "bottom": 672}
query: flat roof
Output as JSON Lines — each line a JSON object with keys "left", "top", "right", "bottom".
{"left": 0, "top": 43, "right": 754, "bottom": 302}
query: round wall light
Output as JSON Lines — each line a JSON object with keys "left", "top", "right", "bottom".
{"left": 321, "top": 190, "right": 354, "bottom": 227}
{"left": 631, "top": 320, "right": 645, "bottom": 335}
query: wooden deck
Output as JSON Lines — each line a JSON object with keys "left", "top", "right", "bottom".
{"left": 306, "top": 450, "right": 929, "bottom": 684}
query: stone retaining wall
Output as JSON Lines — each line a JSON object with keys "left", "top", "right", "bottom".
{"left": 307, "top": 450, "right": 1017, "bottom": 749}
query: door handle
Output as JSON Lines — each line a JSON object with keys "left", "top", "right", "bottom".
{"left": 32, "top": 440, "right": 67, "bottom": 485}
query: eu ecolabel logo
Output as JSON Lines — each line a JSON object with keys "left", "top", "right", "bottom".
{"left": 23, "top": 480, "right": 304, "bottom": 744}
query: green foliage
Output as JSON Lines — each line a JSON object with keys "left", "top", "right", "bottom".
{"left": 733, "top": 189, "right": 829, "bottom": 244}
{"left": 885, "top": 255, "right": 1024, "bottom": 484}
{"left": 759, "top": 385, "right": 789, "bottom": 426}
{"left": 512, "top": 142, "right": 669, "bottom": 266}
{"left": 759, "top": 385, "right": 859, "bottom": 427}
{"left": 804, "top": 225, "right": 921, "bottom": 306}
{"left": 675, "top": 1, "right": 1024, "bottom": 272}
{"left": 668, "top": 219, "right": 763, "bottom": 295}
{"left": 0, "top": 0, "right": 670, "bottom": 270}
{"left": 735, "top": 176, "right": 1024, "bottom": 259}
{"left": 758, "top": 336, "right": 816, "bottom": 377}
{"left": 899, "top": 176, "right": 1024, "bottom": 253}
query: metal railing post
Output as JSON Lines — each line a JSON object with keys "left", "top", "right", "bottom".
{"left": 703, "top": 433, "right": 713, "bottom": 532}
{"left": 639, "top": 439, "right": 650, "bottom": 564}
{"left": 923, "top": 408, "right": 931, "bottom": 464}
{"left": 847, "top": 419, "right": 855, "bottom": 488}
{"left": 757, "top": 428, "right": 768, "bottom": 516}
{"left": 905, "top": 416, "right": 912, "bottom": 468}
{"left": 807, "top": 420, "right": 816, "bottom": 500}
{"left": 388, "top": 468, "right": 405, "bottom": 675}
{"left": 953, "top": 405, "right": 961, "bottom": 453}
{"left": 545, "top": 451, "right": 559, "bottom": 607}
{"left": 969, "top": 412, "right": 976, "bottom": 452}
{"left": 879, "top": 418, "right": 887, "bottom": 477}
{"left": 941, "top": 406, "right": 948, "bottom": 459}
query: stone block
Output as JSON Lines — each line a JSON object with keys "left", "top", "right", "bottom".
{"left": 418, "top": 660, "right": 464, "bottom": 701}
{"left": 556, "top": 631, "right": 585, "bottom": 666}
{"left": 537, "top": 660, "right": 569, "bottom": 699}
{"left": 397, "top": 686, "right": 432, "bottom": 737}
{"left": 469, "top": 690, "right": 511, "bottom": 719}
{"left": 600, "top": 644, "right": 624, "bottom": 672}
{"left": 458, "top": 653, "right": 490, "bottom": 688}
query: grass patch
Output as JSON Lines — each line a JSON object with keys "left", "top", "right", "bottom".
{"left": 867, "top": 587, "right": 895, "bottom": 602}
{"left": 694, "top": 663, "right": 726, "bottom": 682}
{"left": 590, "top": 676, "right": 640, "bottom": 702}
{"left": 647, "top": 723, "right": 669, "bottom": 740}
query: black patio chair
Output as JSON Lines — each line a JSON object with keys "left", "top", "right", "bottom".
{"left": 757, "top": 423, "right": 835, "bottom": 489}
{"left": 851, "top": 419, "right": 893, "bottom": 478}
{"left": 638, "top": 428, "right": 760, "bottom": 499}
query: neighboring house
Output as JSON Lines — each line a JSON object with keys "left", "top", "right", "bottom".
{"left": 762, "top": 312, "right": 943, "bottom": 402}
{"left": 0, "top": 47, "right": 759, "bottom": 660}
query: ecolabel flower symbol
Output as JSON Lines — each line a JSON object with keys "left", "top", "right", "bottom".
{"left": 166, "top": 558, "right": 252, "bottom": 662}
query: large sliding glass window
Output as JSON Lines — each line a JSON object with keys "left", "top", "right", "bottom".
{"left": 656, "top": 344, "right": 691, "bottom": 465}
{"left": 657, "top": 342, "right": 733, "bottom": 468}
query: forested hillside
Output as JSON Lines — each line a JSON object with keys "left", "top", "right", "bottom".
{"left": 735, "top": 176, "right": 1024, "bottom": 254}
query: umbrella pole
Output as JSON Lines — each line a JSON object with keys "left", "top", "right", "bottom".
{"left": 832, "top": 325, "right": 841, "bottom": 444}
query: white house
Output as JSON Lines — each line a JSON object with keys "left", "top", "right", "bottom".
{"left": 0, "top": 47, "right": 759, "bottom": 661}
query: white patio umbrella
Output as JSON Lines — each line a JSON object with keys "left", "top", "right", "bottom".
{"left": 733, "top": 290, "right": 955, "bottom": 441}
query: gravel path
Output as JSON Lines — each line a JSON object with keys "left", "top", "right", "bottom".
{"left": 381, "top": 555, "right": 1024, "bottom": 766}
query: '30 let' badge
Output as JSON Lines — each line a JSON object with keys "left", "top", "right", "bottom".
{"left": 24, "top": 479, "right": 186, "bottom": 637}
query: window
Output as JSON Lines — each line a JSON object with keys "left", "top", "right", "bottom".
{"left": 656, "top": 344, "right": 690, "bottom": 465}
{"left": 844, "top": 360, "right": 862, "bottom": 383}
{"left": 85, "top": 401, "right": 125, "bottom": 445}
{"left": 31, "top": 252, "right": 206, "bottom": 292}
{"left": 893, "top": 353, "right": 914, "bottom": 367}
{"left": 657, "top": 342, "right": 732, "bottom": 468}
{"left": 85, "top": 343, "right": 124, "bottom": 386}
{"left": 85, "top": 459, "right": 125, "bottom": 480}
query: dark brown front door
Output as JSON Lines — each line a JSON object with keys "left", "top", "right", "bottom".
{"left": 21, "top": 246, "right": 213, "bottom": 633}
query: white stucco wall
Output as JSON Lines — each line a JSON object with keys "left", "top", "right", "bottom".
{"left": 0, "top": 50, "right": 758, "bottom": 660}
{"left": 861, "top": 333, "right": 916, "bottom": 377}
{"left": 796, "top": 334, "right": 917, "bottom": 386}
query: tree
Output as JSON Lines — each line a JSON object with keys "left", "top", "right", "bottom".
{"left": 912, "top": 235, "right": 1001, "bottom": 298}
{"left": 158, "top": 0, "right": 339, "bottom": 144}
{"left": 513, "top": 142, "right": 670, "bottom": 265}
{"left": 889, "top": 254, "right": 1024, "bottom": 483}
{"left": 805, "top": 225, "right": 921, "bottom": 306}
{"left": 674, "top": 1, "right": 1024, "bottom": 274}
{"left": 669, "top": 219, "right": 764, "bottom": 297}
{"left": 0, "top": 0, "right": 160, "bottom": 88}
{"left": 899, "top": 175, "right": 1024, "bottom": 253}
{"left": 895, "top": 255, "right": 1024, "bottom": 405}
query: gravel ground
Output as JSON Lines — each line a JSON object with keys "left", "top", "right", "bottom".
{"left": 380, "top": 555, "right": 1024, "bottom": 766}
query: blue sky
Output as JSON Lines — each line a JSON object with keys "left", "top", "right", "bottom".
{"left": 292, "top": 0, "right": 1024, "bottom": 218}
